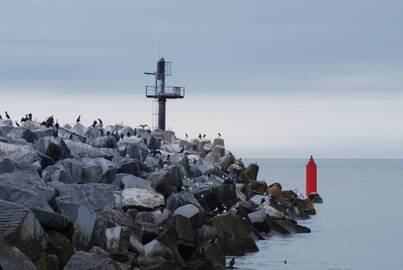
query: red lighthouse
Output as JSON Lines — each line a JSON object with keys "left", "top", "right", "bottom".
{"left": 306, "top": 155, "right": 323, "bottom": 203}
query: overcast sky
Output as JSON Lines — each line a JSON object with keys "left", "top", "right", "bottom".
{"left": 1, "top": 0, "right": 402, "bottom": 158}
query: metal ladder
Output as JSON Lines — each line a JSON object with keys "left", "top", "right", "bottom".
{"left": 151, "top": 99, "right": 158, "bottom": 130}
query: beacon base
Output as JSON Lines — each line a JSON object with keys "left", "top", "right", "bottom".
{"left": 308, "top": 193, "right": 323, "bottom": 204}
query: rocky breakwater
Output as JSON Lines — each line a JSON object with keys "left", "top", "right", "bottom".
{"left": 0, "top": 118, "right": 317, "bottom": 270}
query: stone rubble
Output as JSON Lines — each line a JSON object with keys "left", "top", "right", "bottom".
{"left": 0, "top": 118, "right": 318, "bottom": 270}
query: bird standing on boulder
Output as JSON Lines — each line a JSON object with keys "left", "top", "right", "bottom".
{"left": 92, "top": 120, "right": 97, "bottom": 127}
{"left": 203, "top": 134, "right": 206, "bottom": 139}
{"left": 5, "top": 111, "right": 10, "bottom": 119}
{"left": 15, "top": 121, "right": 20, "bottom": 127}
{"left": 185, "top": 133, "right": 188, "bottom": 139}
{"left": 198, "top": 134, "right": 202, "bottom": 140}
{"left": 28, "top": 113, "right": 32, "bottom": 120}
{"left": 218, "top": 132, "right": 222, "bottom": 138}
{"left": 76, "top": 115, "right": 81, "bottom": 123}
{"left": 98, "top": 118, "right": 103, "bottom": 126}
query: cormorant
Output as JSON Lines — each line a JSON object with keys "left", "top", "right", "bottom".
{"left": 166, "top": 154, "right": 171, "bottom": 161}
{"left": 203, "top": 134, "right": 206, "bottom": 138}
{"left": 15, "top": 121, "right": 20, "bottom": 127}
{"left": 218, "top": 132, "right": 222, "bottom": 137}
{"left": 284, "top": 260, "right": 287, "bottom": 264}
{"left": 5, "top": 111, "right": 10, "bottom": 119}
{"left": 69, "top": 133, "right": 73, "bottom": 139}
{"left": 55, "top": 121, "right": 59, "bottom": 129}
{"left": 92, "top": 120, "right": 97, "bottom": 127}
{"left": 229, "top": 258, "right": 235, "bottom": 269}
{"left": 76, "top": 115, "right": 81, "bottom": 123}
{"left": 28, "top": 113, "right": 32, "bottom": 120}
{"left": 198, "top": 134, "right": 202, "bottom": 140}
{"left": 139, "top": 124, "right": 148, "bottom": 129}
{"left": 98, "top": 118, "right": 103, "bottom": 125}
{"left": 178, "top": 147, "right": 185, "bottom": 153}
{"left": 185, "top": 133, "right": 188, "bottom": 139}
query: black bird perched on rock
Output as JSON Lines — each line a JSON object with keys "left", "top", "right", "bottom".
{"left": 55, "top": 121, "right": 59, "bottom": 130}
{"left": 0, "top": 114, "right": 2, "bottom": 120}
{"left": 5, "top": 111, "right": 10, "bottom": 119}
{"left": 185, "top": 133, "right": 188, "bottom": 139}
{"left": 166, "top": 154, "right": 171, "bottom": 161}
{"left": 229, "top": 258, "right": 235, "bottom": 269}
{"left": 92, "top": 120, "right": 97, "bottom": 127}
{"left": 203, "top": 134, "right": 206, "bottom": 139}
{"left": 178, "top": 146, "right": 185, "bottom": 153}
{"left": 28, "top": 113, "right": 32, "bottom": 120}
{"left": 139, "top": 124, "right": 148, "bottom": 129}
{"left": 284, "top": 260, "right": 287, "bottom": 264}
{"left": 218, "top": 132, "right": 222, "bottom": 138}
{"left": 198, "top": 134, "right": 202, "bottom": 140}
{"left": 76, "top": 115, "right": 81, "bottom": 123}
{"left": 15, "top": 121, "right": 20, "bottom": 127}
{"left": 98, "top": 118, "right": 103, "bottom": 126}
{"left": 127, "top": 132, "right": 131, "bottom": 137}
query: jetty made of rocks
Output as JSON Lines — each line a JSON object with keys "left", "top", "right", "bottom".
{"left": 0, "top": 117, "right": 317, "bottom": 270}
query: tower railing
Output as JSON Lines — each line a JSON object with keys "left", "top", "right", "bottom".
{"left": 145, "top": 85, "right": 185, "bottom": 99}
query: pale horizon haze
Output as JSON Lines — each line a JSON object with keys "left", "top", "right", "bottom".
{"left": 1, "top": 0, "right": 402, "bottom": 158}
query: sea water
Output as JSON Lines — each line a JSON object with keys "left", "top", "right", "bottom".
{"left": 235, "top": 159, "right": 403, "bottom": 270}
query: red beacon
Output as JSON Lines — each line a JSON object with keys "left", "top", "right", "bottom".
{"left": 306, "top": 155, "right": 323, "bottom": 203}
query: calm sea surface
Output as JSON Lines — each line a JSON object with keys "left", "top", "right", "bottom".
{"left": 235, "top": 159, "right": 403, "bottom": 270}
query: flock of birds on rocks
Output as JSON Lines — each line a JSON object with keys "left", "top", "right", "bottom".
{"left": 0, "top": 111, "right": 222, "bottom": 142}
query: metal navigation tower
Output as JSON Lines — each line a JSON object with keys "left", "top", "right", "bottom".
{"left": 144, "top": 58, "right": 185, "bottom": 130}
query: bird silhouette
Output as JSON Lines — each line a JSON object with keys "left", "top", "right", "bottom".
{"left": 55, "top": 121, "right": 59, "bottom": 129}
{"left": 178, "top": 146, "right": 185, "bottom": 153}
{"left": 0, "top": 114, "right": 2, "bottom": 120}
{"left": 15, "top": 121, "right": 20, "bottom": 127}
{"left": 92, "top": 120, "right": 97, "bottom": 127}
{"left": 185, "top": 133, "right": 188, "bottom": 139}
{"left": 28, "top": 113, "right": 32, "bottom": 120}
{"left": 98, "top": 118, "right": 103, "bottom": 125}
{"left": 5, "top": 111, "right": 10, "bottom": 119}
{"left": 203, "top": 134, "right": 206, "bottom": 138}
{"left": 139, "top": 124, "right": 148, "bottom": 129}
{"left": 229, "top": 258, "right": 235, "bottom": 269}
{"left": 198, "top": 134, "right": 202, "bottom": 140}
{"left": 76, "top": 115, "right": 81, "bottom": 123}
{"left": 218, "top": 132, "right": 222, "bottom": 137}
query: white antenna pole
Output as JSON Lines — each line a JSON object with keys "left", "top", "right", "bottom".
{"left": 158, "top": 40, "right": 161, "bottom": 60}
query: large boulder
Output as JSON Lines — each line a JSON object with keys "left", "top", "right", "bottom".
{"left": 63, "top": 251, "right": 130, "bottom": 270}
{"left": 0, "top": 169, "right": 56, "bottom": 203}
{"left": 0, "top": 142, "right": 41, "bottom": 169}
{"left": 5, "top": 127, "right": 35, "bottom": 143}
{"left": 65, "top": 140, "right": 112, "bottom": 160}
{"left": 34, "top": 136, "right": 71, "bottom": 162}
{"left": 118, "top": 137, "right": 148, "bottom": 162}
{"left": 0, "top": 200, "right": 47, "bottom": 261}
{"left": 166, "top": 191, "right": 204, "bottom": 212}
{"left": 173, "top": 204, "right": 205, "bottom": 229}
{"left": 121, "top": 187, "right": 165, "bottom": 211}
{"left": 47, "top": 231, "right": 74, "bottom": 269}
{"left": 56, "top": 157, "right": 117, "bottom": 184}
{"left": 148, "top": 168, "right": 183, "bottom": 198}
{"left": 105, "top": 226, "right": 130, "bottom": 257}
{"left": 211, "top": 213, "right": 258, "bottom": 256}
{"left": 0, "top": 238, "right": 37, "bottom": 270}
